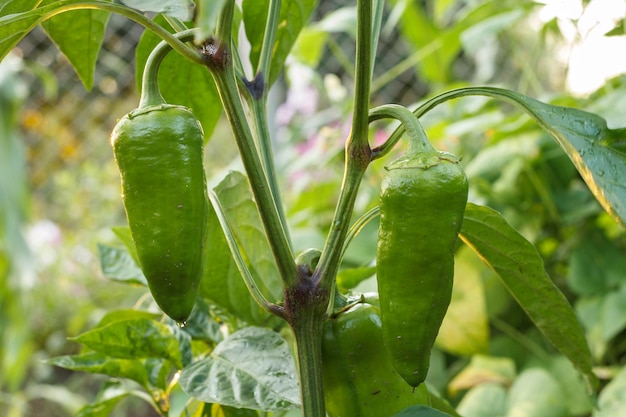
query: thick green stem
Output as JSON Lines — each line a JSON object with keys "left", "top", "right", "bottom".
{"left": 210, "top": 66, "right": 297, "bottom": 288}
{"left": 291, "top": 309, "right": 326, "bottom": 417}
{"left": 285, "top": 277, "right": 328, "bottom": 417}
{"left": 205, "top": 1, "right": 296, "bottom": 288}
{"left": 29, "top": 1, "right": 203, "bottom": 66}
{"left": 203, "top": 1, "right": 296, "bottom": 289}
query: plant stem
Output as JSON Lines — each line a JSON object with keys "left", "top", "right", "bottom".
{"left": 211, "top": 74, "right": 296, "bottom": 283}
{"left": 257, "top": 0, "right": 282, "bottom": 80}
{"left": 248, "top": 96, "right": 292, "bottom": 247}
{"left": 369, "top": 103, "right": 435, "bottom": 154}
{"left": 371, "top": 86, "right": 569, "bottom": 160}
{"left": 314, "top": 0, "right": 373, "bottom": 290}
{"left": 242, "top": 0, "right": 291, "bottom": 246}
{"left": 208, "top": 190, "right": 285, "bottom": 318}
{"left": 139, "top": 29, "right": 197, "bottom": 107}
{"left": 205, "top": 1, "right": 297, "bottom": 289}
{"left": 288, "top": 295, "right": 327, "bottom": 417}
{"left": 28, "top": 0, "right": 204, "bottom": 66}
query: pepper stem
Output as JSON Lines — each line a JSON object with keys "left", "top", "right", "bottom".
{"left": 138, "top": 29, "right": 198, "bottom": 108}
{"left": 369, "top": 104, "right": 436, "bottom": 156}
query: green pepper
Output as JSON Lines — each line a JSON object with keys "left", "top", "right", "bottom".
{"left": 322, "top": 294, "right": 430, "bottom": 417}
{"left": 375, "top": 109, "right": 468, "bottom": 387}
{"left": 110, "top": 31, "right": 208, "bottom": 323}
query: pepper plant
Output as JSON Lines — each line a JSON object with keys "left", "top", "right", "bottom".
{"left": 2, "top": 1, "right": 625, "bottom": 416}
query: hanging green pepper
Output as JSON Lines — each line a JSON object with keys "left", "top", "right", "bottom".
{"left": 110, "top": 31, "right": 208, "bottom": 323}
{"left": 373, "top": 105, "right": 468, "bottom": 388}
{"left": 322, "top": 294, "right": 431, "bottom": 417}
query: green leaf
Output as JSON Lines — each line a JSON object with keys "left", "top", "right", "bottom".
{"left": 47, "top": 352, "right": 154, "bottom": 389}
{"left": 507, "top": 368, "right": 567, "bottom": 417}
{"left": 70, "top": 318, "right": 184, "bottom": 369}
{"left": 195, "top": 0, "right": 228, "bottom": 41}
{"left": 394, "top": 1, "right": 531, "bottom": 84}
{"left": 243, "top": 0, "right": 317, "bottom": 85}
{"left": 568, "top": 232, "right": 626, "bottom": 296}
{"left": 76, "top": 396, "right": 126, "bottom": 417}
{"left": 0, "top": 1, "right": 115, "bottom": 69}
{"left": 501, "top": 92, "right": 626, "bottom": 227}
{"left": 577, "top": 284, "right": 626, "bottom": 359}
{"left": 437, "top": 246, "right": 490, "bottom": 356}
{"left": 40, "top": 2, "right": 110, "bottom": 90}
{"left": 179, "top": 326, "right": 300, "bottom": 411}
{"left": 290, "top": 26, "right": 328, "bottom": 67}
{"left": 0, "top": 5, "right": 51, "bottom": 60}
{"left": 547, "top": 356, "right": 594, "bottom": 416}
{"left": 456, "top": 383, "right": 508, "bottom": 417}
{"left": 336, "top": 266, "right": 376, "bottom": 292}
{"left": 459, "top": 203, "right": 597, "bottom": 389}
{"left": 212, "top": 404, "right": 260, "bottom": 416}
{"left": 200, "top": 171, "right": 282, "bottom": 325}
{"left": 176, "top": 297, "right": 224, "bottom": 343}
{"left": 75, "top": 381, "right": 154, "bottom": 417}
{"left": 111, "top": 226, "right": 140, "bottom": 265}
{"left": 118, "top": 0, "right": 194, "bottom": 21}
{"left": 392, "top": 405, "right": 453, "bottom": 417}
{"left": 448, "top": 355, "right": 516, "bottom": 397}
{"left": 391, "top": 0, "right": 459, "bottom": 83}
{"left": 96, "top": 309, "right": 161, "bottom": 327}
{"left": 241, "top": 0, "right": 267, "bottom": 69}
{"left": 604, "top": 19, "right": 625, "bottom": 37}
{"left": 168, "top": 323, "right": 193, "bottom": 368}
{"left": 97, "top": 243, "right": 146, "bottom": 286}
{"left": 135, "top": 14, "right": 221, "bottom": 137}
{"left": 436, "top": 87, "right": 626, "bottom": 227}
{"left": 0, "top": 0, "right": 39, "bottom": 15}
{"left": 595, "top": 366, "right": 626, "bottom": 417}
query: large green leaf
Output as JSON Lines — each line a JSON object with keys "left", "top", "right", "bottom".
{"left": 0, "top": 0, "right": 110, "bottom": 83}
{"left": 0, "top": 0, "right": 39, "bottom": 15}
{"left": 70, "top": 318, "right": 184, "bottom": 369}
{"left": 135, "top": 14, "right": 221, "bottom": 138}
{"left": 437, "top": 246, "right": 490, "bottom": 356}
{"left": 40, "top": 1, "right": 110, "bottom": 90}
{"left": 200, "top": 171, "right": 282, "bottom": 325}
{"left": 420, "top": 86, "right": 626, "bottom": 226}
{"left": 494, "top": 91, "right": 626, "bottom": 228}
{"left": 0, "top": 3, "right": 56, "bottom": 60}
{"left": 459, "top": 203, "right": 596, "bottom": 390}
{"left": 48, "top": 352, "right": 161, "bottom": 390}
{"left": 242, "top": 0, "right": 317, "bottom": 85}
{"left": 97, "top": 243, "right": 146, "bottom": 286}
{"left": 178, "top": 326, "right": 300, "bottom": 411}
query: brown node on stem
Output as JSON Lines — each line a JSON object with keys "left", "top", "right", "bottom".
{"left": 200, "top": 38, "right": 229, "bottom": 71}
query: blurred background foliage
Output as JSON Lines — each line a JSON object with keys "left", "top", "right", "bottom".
{"left": 1, "top": 0, "right": 626, "bottom": 416}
